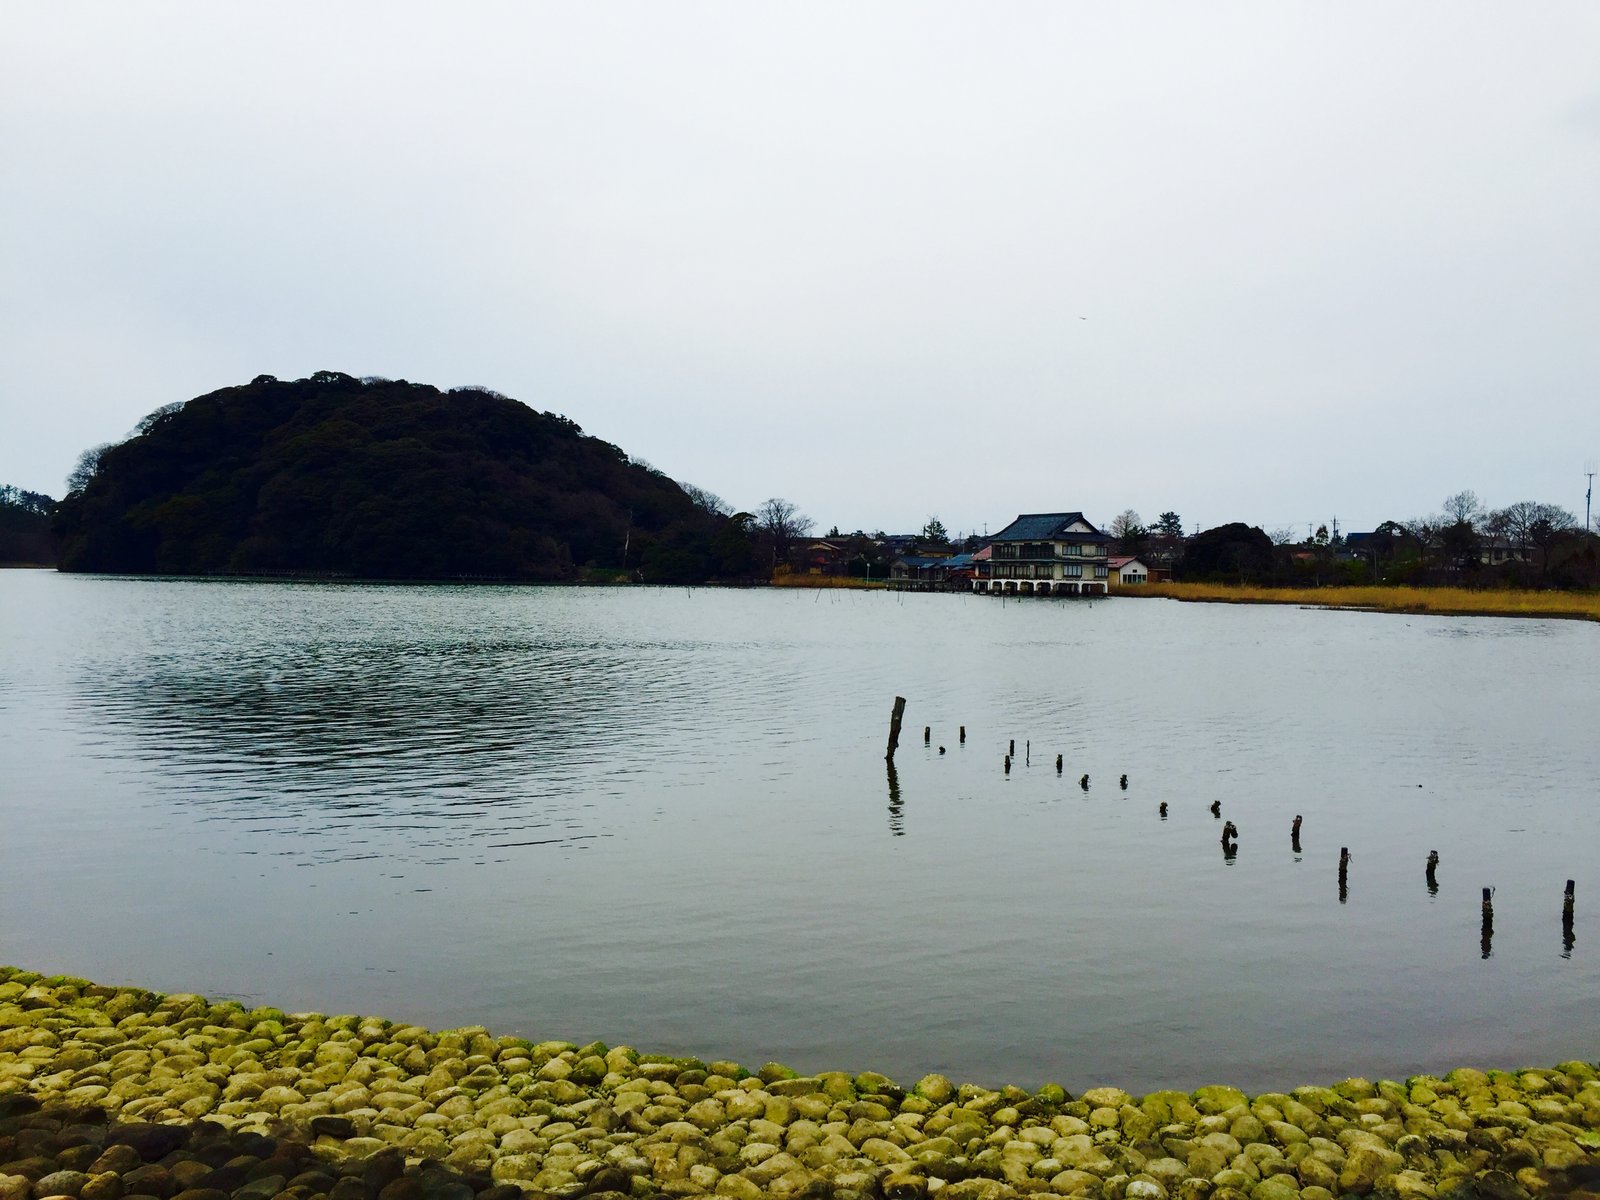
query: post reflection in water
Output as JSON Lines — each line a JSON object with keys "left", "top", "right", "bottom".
{"left": 1562, "top": 879, "right": 1576, "bottom": 959}
{"left": 886, "top": 761, "right": 904, "bottom": 837}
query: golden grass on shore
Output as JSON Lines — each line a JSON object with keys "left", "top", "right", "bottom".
{"left": 1121, "top": 581, "right": 1600, "bottom": 622}
{"left": 770, "top": 573, "right": 885, "bottom": 589}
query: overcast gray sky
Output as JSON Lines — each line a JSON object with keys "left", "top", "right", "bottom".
{"left": 4, "top": 2, "right": 1597, "bottom": 537}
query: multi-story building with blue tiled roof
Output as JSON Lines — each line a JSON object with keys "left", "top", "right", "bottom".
{"left": 976, "top": 512, "right": 1111, "bottom": 595}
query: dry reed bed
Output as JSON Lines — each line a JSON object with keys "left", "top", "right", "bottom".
{"left": 1120, "top": 584, "right": 1600, "bottom": 622}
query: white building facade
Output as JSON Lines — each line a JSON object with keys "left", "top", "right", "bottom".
{"left": 975, "top": 512, "right": 1112, "bottom": 595}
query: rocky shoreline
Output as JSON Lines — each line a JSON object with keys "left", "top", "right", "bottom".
{"left": 3, "top": 968, "right": 1597, "bottom": 1200}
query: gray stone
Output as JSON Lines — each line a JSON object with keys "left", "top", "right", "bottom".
{"left": 36, "top": 1172, "right": 93, "bottom": 1199}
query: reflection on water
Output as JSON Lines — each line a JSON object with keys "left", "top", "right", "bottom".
{"left": 2, "top": 572, "right": 1597, "bottom": 1093}
{"left": 886, "top": 761, "right": 903, "bottom": 837}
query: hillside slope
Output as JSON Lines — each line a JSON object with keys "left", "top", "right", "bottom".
{"left": 53, "top": 372, "right": 740, "bottom": 581}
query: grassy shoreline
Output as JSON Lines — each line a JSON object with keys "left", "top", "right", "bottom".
{"left": 1117, "top": 582, "right": 1600, "bottom": 623}
{"left": 3, "top": 967, "right": 1597, "bottom": 1199}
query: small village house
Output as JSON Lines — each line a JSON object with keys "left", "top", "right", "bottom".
{"left": 1107, "top": 554, "right": 1152, "bottom": 585}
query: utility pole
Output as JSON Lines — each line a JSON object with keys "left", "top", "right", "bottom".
{"left": 1586, "top": 460, "right": 1595, "bottom": 533}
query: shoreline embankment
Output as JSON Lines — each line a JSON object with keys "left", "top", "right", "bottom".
{"left": 3, "top": 967, "right": 1598, "bottom": 1200}
{"left": 1115, "top": 583, "right": 1600, "bottom": 624}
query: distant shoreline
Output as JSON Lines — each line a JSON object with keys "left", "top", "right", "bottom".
{"left": 1116, "top": 581, "right": 1600, "bottom": 624}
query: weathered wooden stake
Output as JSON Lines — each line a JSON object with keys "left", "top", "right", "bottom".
{"left": 1221, "top": 820, "right": 1238, "bottom": 846}
{"left": 1563, "top": 879, "right": 1575, "bottom": 924}
{"left": 938, "top": 746, "right": 946, "bottom": 755}
{"left": 1481, "top": 887, "right": 1495, "bottom": 958}
{"left": 1055, "top": 754, "right": 1063, "bottom": 773}
{"left": 1158, "top": 801, "right": 1168, "bottom": 817}
{"left": 1338, "top": 847, "right": 1350, "bottom": 904}
{"left": 1079, "top": 773, "right": 1089, "bottom": 791}
{"left": 1426, "top": 850, "right": 1439, "bottom": 878}
{"left": 1025, "top": 740, "right": 1030, "bottom": 765}
{"left": 1003, "top": 755, "right": 1011, "bottom": 775}
{"left": 959, "top": 725, "right": 966, "bottom": 744}
{"left": 885, "top": 696, "right": 907, "bottom": 762}
{"left": 1210, "top": 800, "right": 1221, "bottom": 817}
{"left": 924, "top": 725, "right": 930, "bottom": 744}
{"left": 1009, "top": 739, "right": 1015, "bottom": 757}
{"left": 1119, "top": 774, "right": 1128, "bottom": 789}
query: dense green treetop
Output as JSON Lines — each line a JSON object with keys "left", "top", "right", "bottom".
{"left": 0, "top": 484, "right": 57, "bottom": 564}
{"left": 52, "top": 371, "right": 749, "bottom": 582}
{"left": 1179, "top": 522, "right": 1274, "bottom": 582}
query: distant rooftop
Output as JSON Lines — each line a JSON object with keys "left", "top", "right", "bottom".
{"left": 990, "top": 512, "right": 1107, "bottom": 542}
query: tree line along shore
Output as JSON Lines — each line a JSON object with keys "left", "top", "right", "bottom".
{"left": 3, "top": 966, "right": 1598, "bottom": 1200}
{"left": 4, "top": 374, "right": 1597, "bottom": 600}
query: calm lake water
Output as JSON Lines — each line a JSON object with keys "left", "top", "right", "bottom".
{"left": 1, "top": 571, "right": 1596, "bottom": 1093}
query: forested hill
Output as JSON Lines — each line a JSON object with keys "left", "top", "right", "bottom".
{"left": 0, "top": 485, "right": 55, "bottom": 565}
{"left": 53, "top": 372, "right": 750, "bottom": 582}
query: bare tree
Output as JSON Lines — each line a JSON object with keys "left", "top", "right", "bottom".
{"left": 132, "top": 401, "right": 185, "bottom": 437}
{"left": 679, "top": 481, "right": 731, "bottom": 517}
{"left": 65, "top": 443, "right": 113, "bottom": 494}
{"left": 1402, "top": 516, "right": 1441, "bottom": 563}
{"left": 1267, "top": 527, "right": 1298, "bottom": 545}
{"left": 755, "top": 497, "right": 813, "bottom": 568}
{"left": 1109, "top": 509, "right": 1144, "bottom": 540}
{"left": 1442, "top": 490, "right": 1483, "bottom": 527}
{"left": 1493, "top": 501, "right": 1541, "bottom": 555}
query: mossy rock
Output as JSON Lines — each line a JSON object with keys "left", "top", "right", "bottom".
{"left": 1193, "top": 1086, "right": 1249, "bottom": 1114}
{"left": 856, "top": 1071, "right": 903, "bottom": 1098}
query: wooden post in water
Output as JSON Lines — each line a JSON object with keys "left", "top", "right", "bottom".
{"left": 924, "top": 725, "right": 930, "bottom": 744}
{"left": 1481, "top": 887, "right": 1495, "bottom": 959}
{"left": 1158, "top": 801, "right": 1168, "bottom": 818}
{"left": 959, "top": 725, "right": 966, "bottom": 744}
{"left": 1004, "top": 755, "right": 1011, "bottom": 775}
{"left": 1338, "top": 847, "right": 1351, "bottom": 904}
{"left": 1055, "top": 754, "right": 1063, "bottom": 773}
{"left": 1009, "top": 738, "right": 1015, "bottom": 757}
{"left": 1025, "top": 740, "right": 1030, "bottom": 765}
{"left": 885, "top": 696, "right": 907, "bottom": 762}
{"left": 1564, "top": 879, "right": 1575, "bottom": 925}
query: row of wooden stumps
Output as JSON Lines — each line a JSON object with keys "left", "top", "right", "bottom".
{"left": 884, "top": 699, "right": 1577, "bottom": 956}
